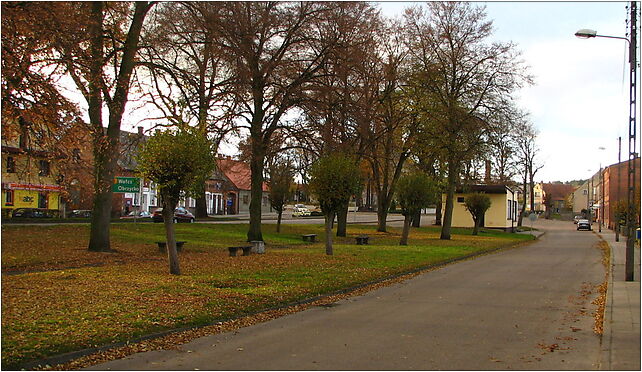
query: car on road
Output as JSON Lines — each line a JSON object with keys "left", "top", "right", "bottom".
{"left": 120, "top": 211, "right": 152, "bottom": 219}
{"left": 292, "top": 204, "right": 311, "bottom": 217}
{"left": 152, "top": 207, "right": 195, "bottom": 223}
{"left": 573, "top": 215, "right": 583, "bottom": 224}
{"left": 577, "top": 219, "right": 591, "bottom": 231}
{"left": 68, "top": 209, "right": 92, "bottom": 218}
{"left": 12, "top": 208, "right": 52, "bottom": 218}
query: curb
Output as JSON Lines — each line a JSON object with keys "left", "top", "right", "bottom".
{"left": 17, "top": 236, "right": 537, "bottom": 370}
{"left": 594, "top": 231, "right": 614, "bottom": 370}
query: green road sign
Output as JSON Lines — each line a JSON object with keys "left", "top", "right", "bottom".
{"left": 112, "top": 177, "right": 140, "bottom": 193}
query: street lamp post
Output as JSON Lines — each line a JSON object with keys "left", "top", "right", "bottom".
{"left": 598, "top": 146, "right": 606, "bottom": 233}
{"left": 575, "top": 2, "right": 638, "bottom": 281}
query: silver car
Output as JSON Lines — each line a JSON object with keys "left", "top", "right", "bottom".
{"left": 577, "top": 219, "right": 591, "bottom": 231}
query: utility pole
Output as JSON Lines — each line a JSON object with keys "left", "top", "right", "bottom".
{"left": 609, "top": 137, "right": 622, "bottom": 242}
{"left": 625, "top": 1, "right": 638, "bottom": 282}
{"left": 600, "top": 164, "right": 603, "bottom": 232}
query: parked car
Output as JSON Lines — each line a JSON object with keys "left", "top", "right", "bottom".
{"left": 292, "top": 204, "right": 311, "bottom": 217}
{"left": 573, "top": 215, "right": 583, "bottom": 224}
{"left": 68, "top": 209, "right": 92, "bottom": 218}
{"left": 120, "top": 210, "right": 151, "bottom": 219}
{"left": 12, "top": 208, "right": 51, "bottom": 218}
{"left": 577, "top": 219, "right": 592, "bottom": 231}
{"left": 152, "top": 207, "right": 195, "bottom": 223}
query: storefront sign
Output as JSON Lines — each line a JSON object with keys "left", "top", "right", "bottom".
{"left": 2, "top": 183, "right": 64, "bottom": 192}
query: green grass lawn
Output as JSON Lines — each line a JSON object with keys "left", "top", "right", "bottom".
{"left": 1, "top": 222, "right": 532, "bottom": 369}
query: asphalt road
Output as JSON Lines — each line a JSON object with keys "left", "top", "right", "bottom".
{"left": 89, "top": 219, "right": 606, "bottom": 370}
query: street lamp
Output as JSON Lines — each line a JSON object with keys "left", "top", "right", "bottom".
{"left": 575, "top": 1, "right": 638, "bottom": 282}
{"left": 574, "top": 28, "right": 631, "bottom": 43}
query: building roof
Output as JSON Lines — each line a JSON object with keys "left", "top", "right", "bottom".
{"left": 454, "top": 184, "right": 514, "bottom": 194}
{"left": 216, "top": 158, "right": 268, "bottom": 192}
{"left": 542, "top": 183, "right": 575, "bottom": 201}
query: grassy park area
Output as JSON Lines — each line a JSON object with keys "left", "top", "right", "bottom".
{"left": 1, "top": 222, "right": 533, "bottom": 368}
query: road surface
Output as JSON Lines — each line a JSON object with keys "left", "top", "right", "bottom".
{"left": 89, "top": 219, "right": 606, "bottom": 370}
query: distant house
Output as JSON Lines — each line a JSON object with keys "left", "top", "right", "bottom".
{"left": 541, "top": 183, "right": 575, "bottom": 213}
{"left": 571, "top": 182, "right": 590, "bottom": 214}
{"left": 442, "top": 185, "right": 518, "bottom": 231}
{"left": 215, "top": 157, "right": 272, "bottom": 215}
{"left": 1, "top": 119, "right": 67, "bottom": 218}
{"left": 1, "top": 137, "right": 65, "bottom": 218}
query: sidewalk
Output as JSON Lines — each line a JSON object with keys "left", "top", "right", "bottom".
{"left": 595, "top": 227, "right": 640, "bottom": 370}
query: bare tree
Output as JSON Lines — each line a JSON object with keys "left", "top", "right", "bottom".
{"left": 137, "top": 2, "right": 237, "bottom": 218}
{"left": 195, "top": 2, "right": 359, "bottom": 242}
{"left": 403, "top": 2, "right": 532, "bottom": 240}
{"left": 3, "top": 2, "right": 154, "bottom": 251}
{"left": 515, "top": 121, "right": 543, "bottom": 225}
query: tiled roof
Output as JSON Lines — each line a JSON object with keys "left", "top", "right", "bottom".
{"left": 216, "top": 158, "right": 268, "bottom": 192}
{"left": 542, "top": 183, "right": 575, "bottom": 201}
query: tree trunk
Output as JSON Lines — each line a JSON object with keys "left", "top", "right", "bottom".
{"left": 412, "top": 210, "right": 421, "bottom": 227}
{"left": 336, "top": 203, "right": 348, "bottom": 237}
{"left": 400, "top": 214, "right": 411, "bottom": 245}
{"left": 440, "top": 162, "right": 458, "bottom": 240}
{"left": 276, "top": 210, "right": 282, "bottom": 233}
{"left": 86, "top": 1, "right": 152, "bottom": 252}
{"left": 88, "top": 148, "right": 116, "bottom": 252}
{"left": 325, "top": 211, "right": 335, "bottom": 255}
{"left": 529, "top": 170, "right": 536, "bottom": 212}
{"left": 472, "top": 217, "right": 480, "bottom": 235}
{"left": 518, "top": 174, "right": 528, "bottom": 227}
{"left": 435, "top": 197, "right": 442, "bottom": 226}
{"left": 247, "top": 137, "right": 265, "bottom": 242}
{"left": 162, "top": 199, "right": 180, "bottom": 275}
{"left": 195, "top": 192, "right": 208, "bottom": 218}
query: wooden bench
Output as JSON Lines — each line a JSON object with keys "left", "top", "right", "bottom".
{"left": 228, "top": 246, "right": 253, "bottom": 257}
{"left": 302, "top": 234, "right": 317, "bottom": 243}
{"left": 355, "top": 235, "right": 369, "bottom": 245}
{"left": 157, "top": 241, "right": 186, "bottom": 253}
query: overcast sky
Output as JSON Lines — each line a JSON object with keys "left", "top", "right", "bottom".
{"left": 378, "top": 1, "right": 637, "bottom": 183}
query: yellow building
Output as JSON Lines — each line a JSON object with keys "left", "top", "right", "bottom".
{"left": 443, "top": 185, "right": 518, "bottom": 231}
{"left": 2, "top": 131, "right": 64, "bottom": 218}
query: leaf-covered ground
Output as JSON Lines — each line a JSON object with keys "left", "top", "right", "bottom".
{"left": 1, "top": 222, "right": 532, "bottom": 369}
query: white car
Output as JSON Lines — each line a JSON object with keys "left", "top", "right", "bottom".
{"left": 292, "top": 204, "right": 311, "bottom": 217}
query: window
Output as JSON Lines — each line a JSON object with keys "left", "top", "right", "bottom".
{"left": 583, "top": 189, "right": 588, "bottom": 195}
{"left": 38, "top": 192, "right": 48, "bottom": 208}
{"left": 5, "top": 190, "right": 14, "bottom": 206}
{"left": 457, "top": 197, "right": 465, "bottom": 203}
{"left": 6, "top": 157, "right": 15, "bottom": 173}
{"left": 243, "top": 195, "right": 249, "bottom": 204}
{"left": 38, "top": 160, "right": 50, "bottom": 177}
{"left": 508, "top": 200, "right": 512, "bottom": 220}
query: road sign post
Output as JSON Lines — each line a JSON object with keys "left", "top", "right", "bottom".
{"left": 528, "top": 213, "right": 537, "bottom": 237}
{"left": 112, "top": 177, "right": 140, "bottom": 193}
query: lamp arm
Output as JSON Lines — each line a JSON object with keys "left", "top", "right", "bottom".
{"left": 595, "top": 34, "right": 631, "bottom": 44}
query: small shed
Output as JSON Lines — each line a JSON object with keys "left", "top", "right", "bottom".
{"left": 442, "top": 185, "right": 518, "bottom": 231}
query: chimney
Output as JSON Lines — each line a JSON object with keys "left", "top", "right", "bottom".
{"left": 484, "top": 160, "right": 492, "bottom": 184}
{"left": 137, "top": 126, "right": 144, "bottom": 135}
